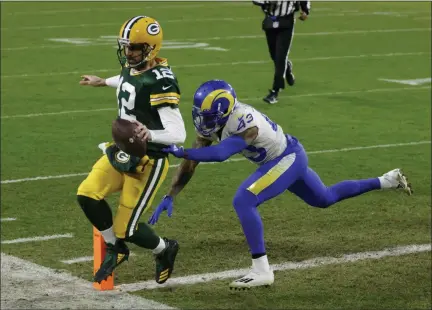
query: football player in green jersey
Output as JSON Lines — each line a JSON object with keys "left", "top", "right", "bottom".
{"left": 77, "top": 16, "right": 186, "bottom": 285}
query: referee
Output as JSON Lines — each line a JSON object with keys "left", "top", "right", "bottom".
{"left": 253, "top": 1, "right": 310, "bottom": 104}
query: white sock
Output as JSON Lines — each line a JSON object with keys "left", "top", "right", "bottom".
{"left": 252, "top": 255, "right": 271, "bottom": 273}
{"left": 100, "top": 227, "right": 117, "bottom": 245}
{"left": 378, "top": 176, "right": 392, "bottom": 189}
{"left": 152, "top": 237, "right": 167, "bottom": 255}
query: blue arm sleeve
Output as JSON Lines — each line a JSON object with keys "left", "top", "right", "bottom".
{"left": 184, "top": 135, "right": 248, "bottom": 162}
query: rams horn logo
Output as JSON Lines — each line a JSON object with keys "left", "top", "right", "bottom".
{"left": 115, "top": 151, "right": 130, "bottom": 163}
{"left": 147, "top": 23, "right": 160, "bottom": 35}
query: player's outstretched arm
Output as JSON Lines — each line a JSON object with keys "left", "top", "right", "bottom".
{"left": 148, "top": 136, "right": 211, "bottom": 225}
{"left": 163, "top": 127, "right": 258, "bottom": 162}
{"left": 79, "top": 75, "right": 120, "bottom": 88}
{"left": 168, "top": 136, "right": 212, "bottom": 198}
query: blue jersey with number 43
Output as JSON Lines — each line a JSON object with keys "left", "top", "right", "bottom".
{"left": 197, "top": 102, "right": 288, "bottom": 165}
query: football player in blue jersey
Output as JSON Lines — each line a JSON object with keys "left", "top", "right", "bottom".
{"left": 141, "top": 79, "right": 412, "bottom": 289}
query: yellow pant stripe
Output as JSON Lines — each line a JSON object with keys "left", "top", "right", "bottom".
{"left": 247, "top": 153, "right": 296, "bottom": 195}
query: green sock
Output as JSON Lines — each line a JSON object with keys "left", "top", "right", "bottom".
{"left": 125, "top": 223, "right": 160, "bottom": 250}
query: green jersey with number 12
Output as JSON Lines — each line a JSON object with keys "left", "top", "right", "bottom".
{"left": 116, "top": 57, "right": 180, "bottom": 158}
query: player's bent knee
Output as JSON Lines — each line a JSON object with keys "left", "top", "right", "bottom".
{"left": 77, "top": 195, "right": 98, "bottom": 210}
{"left": 232, "top": 188, "right": 259, "bottom": 211}
{"left": 77, "top": 180, "right": 103, "bottom": 200}
{"left": 308, "top": 198, "right": 333, "bottom": 209}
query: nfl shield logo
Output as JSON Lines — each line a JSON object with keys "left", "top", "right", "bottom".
{"left": 273, "top": 21, "right": 279, "bottom": 28}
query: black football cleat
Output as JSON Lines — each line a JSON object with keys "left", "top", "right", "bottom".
{"left": 263, "top": 90, "right": 278, "bottom": 104}
{"left": 154, "top": 238, "right": 179, "bottom": 284}
{"left": 285, "top": 60, "right": 295, "bottom": 86}
{"left": 94, "top": 239, "right": 130, "bottom": 284}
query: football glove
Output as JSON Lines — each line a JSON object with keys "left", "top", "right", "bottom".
{"left": 162, "top": 145, "right": 185, "bottom": 158}
{"left": 148, "top": 195, "right": 174, "bottom": 225}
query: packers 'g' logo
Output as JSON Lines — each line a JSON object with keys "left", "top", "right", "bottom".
{"left": 147, "top": 23, "right": 160, "bottom": 35}
{"left": 115, "top": 151, "right": 130, "bottom": 163}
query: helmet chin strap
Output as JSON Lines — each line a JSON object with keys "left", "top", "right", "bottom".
{"left": 130, "top": 60, "right": 148, "bottom": 70}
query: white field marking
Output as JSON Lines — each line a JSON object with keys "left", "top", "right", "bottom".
{"left": 0, "top": 7, "right": 376, "bottom": 16}
{"left": 2, "top": 84, "right": 431, "bottom": 119}
{"left": 0, "top": 17, "right": 254, "bottom": 31}
{"left": 266, "top": 85, "right": 431, "bottom": 101}
{"left": 185, "top": 27, "right": 432, "bottom": 42}
{"left": 1, "top": 253, "right": 175, "bottom": 309}
{"left": 379, "top": 78, "right": 431, "bottom": 86}
{"left": 1, "top": 108, "right": 115, "bottom": 119}
{"left": 2, "top": 11, "right": 427, "bottom": 31}
{"left": 1, "top": 233, "right": 73, "bottom": 244}
{"left": 5, "top": 4, "right": 213, "bottom": 15}
{"left": 117, "top": 244, "right": 431, "bottom": 291}
{"left": 61, "top": 252, "right": 137, "bottom": 265}
{"left": 1, "top": 141, "right": 430, "bottom": 185}
{"left": 2, "top": 27, "right": 431, "bottom": 52}
{"left": 2, "top": 51, "right": 430, "bottom": 79}
{"left": 1, "top": 172, "right": 88, "bottom": 183}
{"left": 0, "top": 218, "right": 17, "bottom": 222}
{"left": 4, "top": 2, "right": 252, "bottom": 16}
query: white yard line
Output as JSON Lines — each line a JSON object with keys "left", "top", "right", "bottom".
{"left": 2, "top": 51, "right": 429, "bottom": 79}
{"left": 61, "top": 252, "right": 137, "bottom": 265}
{"left": 1, "top": 233, "right": 73, "bottom": 244}
{"left": 2, "top": 84, "right": 430, "bottom": 119}
{"left": 1, "top": 172, "right": 88, "bottom": 183}
{"left": 1, "top": 253, "right": 175, "bottom": 309}
{"left": 0, "top": 218, "right": 17, "bottom": 222}
{"left": 117, "top": 243, "right": 431, "bottom": 291}
{"left": 187, "top": 27, "right": 432, "bottom": 41}
{"left": 2, "top": 12, "right": 428, "bottom": 31}
{"left": 2, "top": 28, "right": 431, "bottom": 51}
{"left": 1, "top": 141, "right": 430, "bottom": 185}
{"left": 1, "top": 108, "right": 115, "bottom": 119}
{"left": 4, "top": 2, "right": 252, "bottom": 16}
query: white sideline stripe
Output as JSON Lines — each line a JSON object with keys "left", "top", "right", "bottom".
{"left": 2, "top": 7, "right": 416, "bottom": 16}
{"left": 1, "top": 141, "right": 430, "bottom": 185}
{"left": 117, "top": 244, "right": 431, "bottom": 291}
{"left": 61, "top": 252, "right": 137, "bottom": 265}
{"left": 187, "top": 27, "right": 432, "bottom": 41}
{"left": 2, "top": 28, "right": 431, "bottom": 51}
{"left": 0, "top": 218, "right": 17, "bottom": 222}
{"left": 2, "top": 13, "right": 428, "bottom": 31}
{"left": 1, "top": 253, "right": 175, "bottom": 309}
{"left": 2, "top": 84, "right": 430, "bottom": 119}
{"left": 1, "top": 233, "right": 73, "bottom": 244}
{"left": 1, "top": 108, "right": 115, "bottom": 119}
{"left": 4, "top": 3, "right": 251, "bottom": 16}
{"left": 2, "top": 51, "right": 429, "bottom": 79}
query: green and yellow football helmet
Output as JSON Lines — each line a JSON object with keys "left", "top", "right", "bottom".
{"left": 117, "top": 16, "right": 163, "bottom": 68}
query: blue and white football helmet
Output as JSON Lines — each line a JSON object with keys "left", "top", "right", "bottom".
{"left": 192, "top": 79, "right": 237, "bottom": 136}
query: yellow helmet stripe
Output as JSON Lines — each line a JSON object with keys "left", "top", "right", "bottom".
{"left": 121, "top": 16, "right": 145, "bottom": 40}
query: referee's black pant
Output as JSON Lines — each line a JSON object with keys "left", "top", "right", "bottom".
{"left": 263, "top": 14, "right": 295, "bottom": 91}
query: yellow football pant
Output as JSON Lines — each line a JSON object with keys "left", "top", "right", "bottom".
{"left": 77, "top": 155, "right": 169, "bottom": 239}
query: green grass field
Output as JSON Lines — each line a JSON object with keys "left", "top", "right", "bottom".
{"left": 1, "top": 1, "right": 431, "bottom": 309}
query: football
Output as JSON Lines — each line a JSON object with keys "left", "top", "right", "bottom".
{"left": 111, "top": 118, "right": 147, "bottom": 158}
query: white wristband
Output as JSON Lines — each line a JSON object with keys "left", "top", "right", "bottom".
{"left": 105, "top": 75, "right": 120, "bottom": 88}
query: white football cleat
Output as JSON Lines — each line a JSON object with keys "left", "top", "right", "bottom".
{"left": 381, "top": 168, "right": 412, "bottom": 195}
{"left": 229, "top": 270, "right": 274, "bottom": 290}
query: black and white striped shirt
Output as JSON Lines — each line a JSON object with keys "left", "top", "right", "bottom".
{"left": 253, "top": 1, "right": 311, "bottom": 17}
